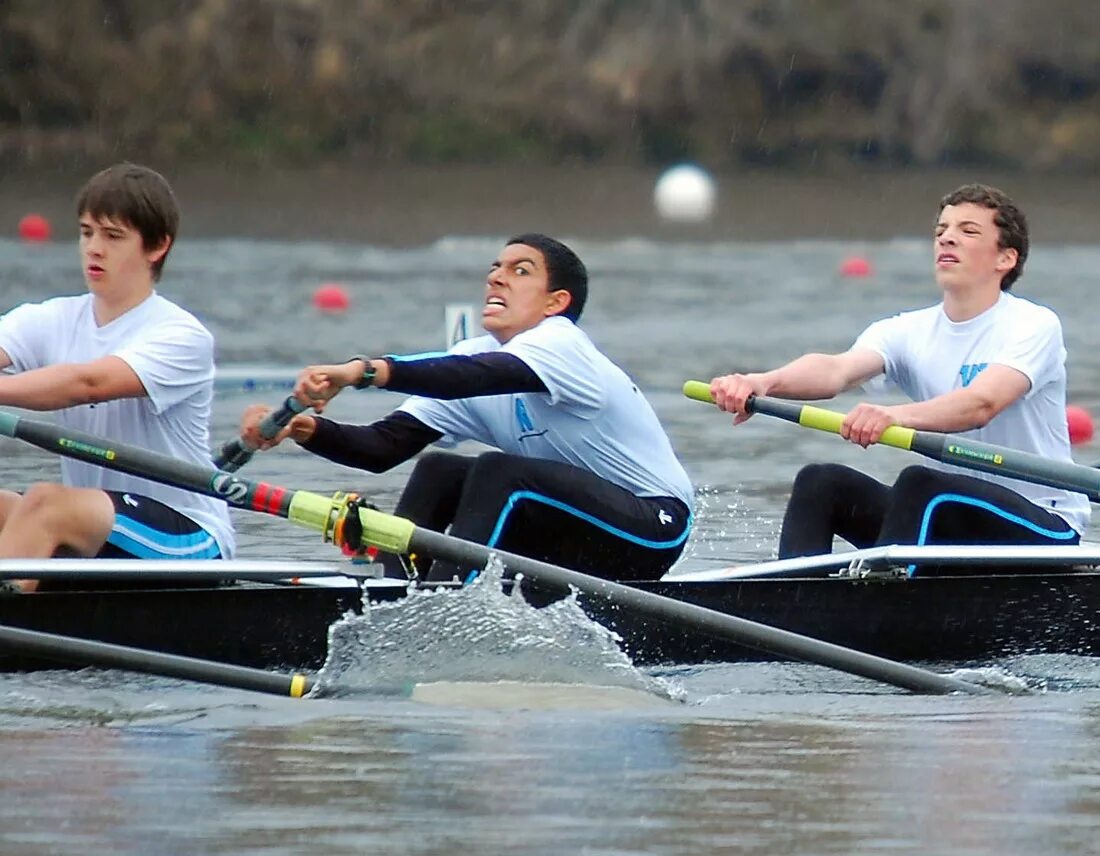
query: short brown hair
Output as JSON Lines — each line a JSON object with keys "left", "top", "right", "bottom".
{"left": 76, "top": 163, "right": 179, "bottom": 281}
{"left": 938, "top": 183, "right": 1028, "bottom": 291}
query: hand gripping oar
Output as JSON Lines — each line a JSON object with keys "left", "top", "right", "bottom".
{"left": 213, "top": 395, "right": 307, "bottom": 472}
{"left": 683, "top": 380, "right": 1100, "bottom": 502}
{"left": 0, "top": 410, "right": 988, "bottom": 695}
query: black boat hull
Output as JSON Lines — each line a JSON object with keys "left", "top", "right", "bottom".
{"left": 0, "top": 571, "right": 1095, "bottom": 672}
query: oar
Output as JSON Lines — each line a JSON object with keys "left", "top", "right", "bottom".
{"left": 0, "top": 623, "right": 312, "bottom": 697}
{"left": 0, "top": 410, "right": 989, "bottom": 695}
{"left": 213, "top": 395, "right": 307, "bottom": 471}
{"left": 683, "top": 380, "right": 1100, "bottom": 501}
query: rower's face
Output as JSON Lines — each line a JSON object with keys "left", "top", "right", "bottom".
{"left": 482, "top": 243, "right": 571, "bottom": 343}
{"left": 933, "top": 203, "right": 1017, "bottom": 291}
{"left": 79, "top": 213, "right": 167, "bottom": 294}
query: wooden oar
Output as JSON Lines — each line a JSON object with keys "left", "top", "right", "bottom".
{"left": 0, "top": 410, "right": 988, "bottom": 695}
{"left": 0, "top": 623, "right": 312, "bottom": 697}
{"left": 213, "top": 395, "right": 307, "bottom": 471}
{"left": 683, "top": 380, "right": 1100, "bottom": 501}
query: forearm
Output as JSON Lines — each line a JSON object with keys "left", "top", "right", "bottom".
{"left": 299, "top": 411, "right": 442, "bottom": 472}
{"left": 889, "top": 389, "right": 1000, "bottom": 433}
{"left": 758, "top": 353, "right": 864, "bottom": 400}
{"left": 0, "top": 363, "right": 135, "bottom": 410}
{"left": 354, "top": 352, "right": 547, "bottom": 399}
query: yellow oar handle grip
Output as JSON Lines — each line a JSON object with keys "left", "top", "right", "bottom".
{"left": 681, "top": 380, "right": 916, "bottom": 451}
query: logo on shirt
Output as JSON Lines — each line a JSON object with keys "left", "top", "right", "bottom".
{"left": 658, "top": 508, "right": 673, "bottom": 525}
{"left": 959, "top": 363, "right": 988, "bottom": 387}
{"left": 122, "top": 493, "right": 139, "bottom": 508}
{"left": 514, "top": 398, "right": 546, "bottom": 441}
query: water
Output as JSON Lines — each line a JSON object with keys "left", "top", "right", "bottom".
{"left": 3, "top": 233, "right": 1100, "bottom": 853}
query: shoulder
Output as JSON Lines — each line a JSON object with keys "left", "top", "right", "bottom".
{"left": 1000, "top": 293, "right": 1061, "bottom": 327}
{"left": 448, "top": 334, "right": 500, "bottom": 356}
{"left": 507, "top": 316, "right": 591, "bottom": 350}
{"left": 146, "top": 295, "right": 214, "bottom": 335}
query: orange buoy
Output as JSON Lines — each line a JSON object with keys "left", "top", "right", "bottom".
{"left": 1067, "top": 405, "right": 1094, "bottom": 445}
{"left": 18, "top": 213, "right": 51, "bottom": 243}
{"left": 312, "top": 282, "right": 350, "bottom": 313}
{"left": 839, "top": 255, "right": 872, "bottom": 278}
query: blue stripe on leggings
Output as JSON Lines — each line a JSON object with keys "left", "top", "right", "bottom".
{"left": 487, "top": 490, "right": 692, "bottom": 550}
{"left": 463, "top": 491, "right": 692, "bottom": 585}
{"left": 107, "top": 514, "right": 222, "bottom": 559}
{"left": 907, "top": 492, "right": 1077, "bottom": 577}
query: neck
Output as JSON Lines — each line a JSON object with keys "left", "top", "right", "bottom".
{"left": 941, "top": 282, "right": 1002, "bottom": 322}
{"left": 92, "top": 286, "right": 153, "bottom": 326}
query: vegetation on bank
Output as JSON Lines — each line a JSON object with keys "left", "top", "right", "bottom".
{"left": 4, "top": 0, "right": 1100, "bottom": 171}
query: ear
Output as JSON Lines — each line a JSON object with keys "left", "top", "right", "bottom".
{"left": 147, "top": 235, "right": 172, "bottom": 266}
{"left": 544, "top": 288, "right": 572, "bottom": 318}
{"left": 995, "top": 247, "right": 1018, "bottom": 273}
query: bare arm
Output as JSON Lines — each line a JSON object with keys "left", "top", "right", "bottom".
{"left": 0, "top": 356, "right": 146, "bottom": 410}
{"left": 710, "top": 349, "right": 885, "bottom": 422}
{"left": 840, "top": 364, "right": 1030, "bottom": 447}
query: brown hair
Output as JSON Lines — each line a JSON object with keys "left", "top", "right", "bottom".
{"left": 938, "top": 183, "right": 1028, "bottom": 291}
{"left": 76, "top": 163, "right": 179, "bottom": 281}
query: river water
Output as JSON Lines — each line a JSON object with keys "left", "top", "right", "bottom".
{"left": 2, "top": 220, "right": 1100, "bottom": 853}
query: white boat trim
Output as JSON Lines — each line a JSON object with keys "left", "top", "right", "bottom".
{"left": 667, "top": 543, "right": 1100, "bottom": 582}
{"left": 0, "top": 557, "right": 375, "bottom": 585}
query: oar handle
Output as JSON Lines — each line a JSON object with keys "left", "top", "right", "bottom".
{"left": 681, "top": 380, "right": 917, "bottom": 450}
{"left": 214, "top": 396, "right": 307, "bottom": 472}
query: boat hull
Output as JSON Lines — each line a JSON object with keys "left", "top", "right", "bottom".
{"left": 0, "top": 570, "right": 1095, "bottom": 672}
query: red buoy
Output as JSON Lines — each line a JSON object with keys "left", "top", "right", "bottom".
{"left": 18, "top": 213, "right": 51, "bottom": 243}
{"left": 839, "top": 255, "right": 872, "bottom": 278}
{"left": 1067, "top": 405, "right": 1094, "bottom": 445}
{"left": 312, "top": 283, "right": 350, "bottom": 314}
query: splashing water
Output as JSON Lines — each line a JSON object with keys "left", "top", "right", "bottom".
{"left": 312, "top": 556, "right": 681, "bottom": 700}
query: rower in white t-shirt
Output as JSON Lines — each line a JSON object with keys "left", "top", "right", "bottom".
{"left": 240, "top": 234, "right": 693, "bottom": 582}
{"left": 708, "top": 183, "right": 1089, "bottom": 566}
{"left": 0, "top": 164, "right": 234, "bottom": 591}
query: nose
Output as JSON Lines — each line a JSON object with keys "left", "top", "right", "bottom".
{"left": 487, "top": 266, "right": 505, "bottom": 287}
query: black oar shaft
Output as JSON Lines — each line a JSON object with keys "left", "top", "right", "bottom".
{"left": 407, "top": 529, "right": 987, "bottom": 695}
{"left": 0, "top": 624, "right": 312, "bottom": 697}
{"left": 214, "top": 396, "right": 306, "bottom": 472}
{"left": 0, "top": 412, "right": 333, "bottom": 526}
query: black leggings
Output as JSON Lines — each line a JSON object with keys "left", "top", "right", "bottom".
{"left": 779, "top": 463, "right": 1079, "bottom": 560}
{"left": 383, "top": 451, "right": 692, "bottom": 582}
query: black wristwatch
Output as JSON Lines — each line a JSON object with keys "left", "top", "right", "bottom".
{"left": 348, "top": 355, "right": 377, "bottom": 389}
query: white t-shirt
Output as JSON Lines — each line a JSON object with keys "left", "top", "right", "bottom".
{"left": 398, "top": 316, "right": 695, "bottom": 511}
{"left": 853, "top": 292, "right": 1090, "bottom": 533}
{"left": 0, "top": 293, "right": 236, "bottom": 556}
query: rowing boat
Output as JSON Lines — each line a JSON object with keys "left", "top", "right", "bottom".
{"left": 1, "top": 545, "right": 1096, "bottom": 673}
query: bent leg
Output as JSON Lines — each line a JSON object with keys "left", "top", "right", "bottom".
{"left": 383, "top": 451, "right": 475, "bottom": 578}
{"left": 0, "top": 483, "right": 115, "bottom": 559}
{"left": 427, "top": 452, "right": 691, "bottom": 582}
{"left": 877, "top": 465, "right": 1080, "bottom": 550}
{"left": 778, "top": 463, "right": 890, "bottom": 558}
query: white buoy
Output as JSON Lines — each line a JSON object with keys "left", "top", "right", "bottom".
{"left": 653, "top": 164, "right": 716, "bottom": 222}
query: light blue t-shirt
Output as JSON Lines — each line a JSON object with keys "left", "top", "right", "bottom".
{"left": 398, "top": 316, "right": 695, "bottom": 511}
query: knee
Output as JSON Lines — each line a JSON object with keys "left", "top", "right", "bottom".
{"left": 17, "top": 482, "right": 71, "bottom": 516}
{"left": 790, "top": 463, "right": 850, "bottom": 495}
{"left": 891, "top": 465, "right": 943, "bottom": 499}
{"left": 410, "top": 451, "right": 466, "bottom": 478}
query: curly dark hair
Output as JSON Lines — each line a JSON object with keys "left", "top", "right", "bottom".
{"left": 938, "top": 183, "right": 1027, "bottom": 291}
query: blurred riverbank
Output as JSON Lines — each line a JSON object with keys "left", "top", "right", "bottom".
{"left": 7, "top": 165, "right": 1100, "bottom": 247}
